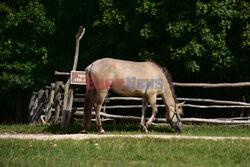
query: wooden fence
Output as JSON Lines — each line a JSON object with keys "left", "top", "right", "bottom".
{"left": 28, "top": 26, "right": 250, "bottom": 126}
{"left": 29, "top": 81, "right": 250, "bottom": 126}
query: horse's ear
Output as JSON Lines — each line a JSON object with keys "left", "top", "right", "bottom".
{"left": 176, "top": 102, "right": 185, "bottom": 116}
{"left": 177, "top": 102, "right": 185, "bottom": 107}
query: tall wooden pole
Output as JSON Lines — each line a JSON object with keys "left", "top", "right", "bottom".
{"left": 72, "top": 26, "right": 85, "bottom": 71}
{"left": 61, "top": 26, "right": 85, "bottom": 128}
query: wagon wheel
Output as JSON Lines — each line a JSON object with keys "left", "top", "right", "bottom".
{"left": 53, "top": 81, "right": 64, "bottom": 123}
{"left": 44, "top": 83, "right": 56, "bottom": 124}
{"left": 29, "top": 92, "right": 38, "bottom": 124}
{"left": 29, "top": 89, "right": 47, "bottom": 125}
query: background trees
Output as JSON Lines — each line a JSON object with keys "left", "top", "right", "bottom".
{"left": 0, "top": 0, "right": 249, "bottom": 122}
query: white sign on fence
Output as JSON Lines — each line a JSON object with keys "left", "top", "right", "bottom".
{"left": 70, "top": 71, "right": 86, "bottom": 85}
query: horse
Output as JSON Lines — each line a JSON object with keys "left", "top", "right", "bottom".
{"left": 82, "top": 58, "right": 184, "bottom": 134}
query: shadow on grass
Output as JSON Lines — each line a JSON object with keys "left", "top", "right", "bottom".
{"left": 44, "top": 121, "right": 175, "bottom": 134}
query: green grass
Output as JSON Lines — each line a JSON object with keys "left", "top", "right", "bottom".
{"left": 0, "top": 138, "right": 249, "bottom": 167}
{"left": 0, "top": 122, "right": 249, "bottom": 137}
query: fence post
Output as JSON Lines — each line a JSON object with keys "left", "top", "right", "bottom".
{"left": 45, "top": 83, "right": 55, "bottom": 124}
{"left": 54, "top": 81, "right": 63, "bottom": 123}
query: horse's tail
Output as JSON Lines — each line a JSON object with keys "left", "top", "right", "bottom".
{"left": 83, "top": 64, "right": 95, "bottom": 132}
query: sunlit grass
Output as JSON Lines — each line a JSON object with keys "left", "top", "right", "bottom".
{"left": 0, "top": 121, "right": 249, "bottom": 137}
{"left": 0, "top": 138, "right": 249, "bottom": 167}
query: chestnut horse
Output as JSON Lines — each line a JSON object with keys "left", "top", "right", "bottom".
{"left": 82, "top": 58, "right": 184, "bottom": 134}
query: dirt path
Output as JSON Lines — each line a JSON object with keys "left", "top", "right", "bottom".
{"left": 0, "top": 134, "right": 249, "bottom": 140}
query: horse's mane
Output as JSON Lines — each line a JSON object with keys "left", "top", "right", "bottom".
{"left": 147, "top": 60, "right": 178, "bottom": 102}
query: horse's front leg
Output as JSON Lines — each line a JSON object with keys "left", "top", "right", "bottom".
{"left": 146, "top": 94, "right": 158, "bottom": 129}
{"left": 94, "top": 90, "right": 107, "bottom": 134}
{"left": 140, "top": 97, "right": 148, "bottom": 132}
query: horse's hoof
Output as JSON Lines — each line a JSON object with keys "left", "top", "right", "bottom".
{"left": 81, "top": 130, "right": 88, "bottom": 134}
{"left": 100, "top": 129, "right": 105, "bottom": 134}
{"left": 146, "top": 123, "right": 151, "bottom": 129}
{"left": 140, "top": 126, "right": 148, "bottom": 133}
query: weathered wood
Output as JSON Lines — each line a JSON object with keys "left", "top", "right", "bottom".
{"left": 61, "top": 80, "right": 74, "bottom": 128}
{"left": 74, "top": 110, "right": 250, "bottom": 124}
{"left": 54, "top": 71, "right": 70, "bottom": 76}
{"left": 99, "top": 112, "right": 250, "bottom": 124}
{"left": 217, "top": 117, "right": 250, "bottom": 120}
{"left": 184, "top": 104, "right": 250, "bottom": 108}
{"left": 94, "top": 96, "right": 250, "bottom": 106}
{"left": 177, "top": 98, "right": 250, "bottom": 106}
{"left": 181, "top": 118, "right": 250, "bottom": 124}
{"left": 60, "top": 26, "right": 85, "bottom": 128}
{"left": 73, "top": 97, "right": 85, "bottom": 102}
{"left": 30, "top": 89, "right": 48, "bottom": 124}
{"left": 54, "top": 81, "right": 63, "bottom": 123}
{"left": 28, "top": 92, "right": 37, "bottom": 123}
{"left": 77, "top": 103, "right": 250, "bottom": 110}
{"left": 45, "top": 83, "right": 55, "bottom": 124}
{"left": 105, "top": 97, "right": 142, "bottom": 101}
{"left": 72, "top": 26, "right": 85, "bottom": 71}
{"left": 61, "top": 80, "right": 70, "bottom": 128}
{"left": 173, "top": 82, "right": 250, "bottom": 88}
{"left": 70, "top": 71, "right": 86, "bottom": 85}
{"left": 65, "top": 88, "right": 74, "bottom": 128}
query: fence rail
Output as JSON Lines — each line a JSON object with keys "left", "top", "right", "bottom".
{"left": 173, "top": 82, "right": 250, "bottom": 88}
{"left": 29, "top": 81, "right": 250, "bottom": 126}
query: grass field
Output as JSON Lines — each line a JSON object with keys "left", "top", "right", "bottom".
{"left": 0, "top": 123, "right": 249, "bottom": 167}
{"left": 0, "top": 137, "right": 249, "bottom": 167}
{"left": 0, "top": 122, "right": 249, "bottom": 137}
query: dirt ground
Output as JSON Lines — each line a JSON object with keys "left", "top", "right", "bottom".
{"left": 0, "top": 134, "right": 249, "bottom": 140}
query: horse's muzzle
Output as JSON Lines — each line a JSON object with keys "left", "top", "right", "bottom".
{"left": 172, "top": 122, "right": 183, "bottom": 133}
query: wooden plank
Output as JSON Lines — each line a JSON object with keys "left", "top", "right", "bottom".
{"left": 184, "top": 104, "right": 250, "bottom": 108}
{"left": 77, "top": 103, "right": 250, "bottom": 109}
{"left": 54, "top": 81, "right": 63, "bottom": 123}
{"left": 70, "top": 71, "right": 86, "bottom": 85}
{"left": 181, "top": 118, "right": 250, "bottom": 124}
{"left": 74, "top": 111, "right": 250, "bottom": 121}
{"left": 45, "top": 84, "right": 55, "bottom": 124}
{"left": 177, "top": 98, "right": 250, "bottom": 106}
{"left": 61, "top": 80, "right": 70, "bottom": 128}
{"left": 54, "top": 71, "right": 70, "bottom": 76}
{"left": 99, "top": 112, "right": 250, "bottom": 124}
{"left": 173, "top": 82, "right": 250, "bottom": 88}
{"left": 89, "top": 97, "right": 250, "bottom": 106}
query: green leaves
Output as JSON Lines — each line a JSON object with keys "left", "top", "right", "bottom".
{"left": 0, "top": 1, "right": 55, "bottom": 90}
{"left": 136, "top": 0, "right": 158, "bottom": 16}
{"left": 90, "top": 0, "right": 249, "bottom": 81}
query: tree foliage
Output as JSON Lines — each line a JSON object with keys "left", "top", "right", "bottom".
{"left": 0, "top": 0, "right": 249, "bottom": 122}
{"left": 91, "top": 0, "right": 249, "bottom": 82}
{"left": 0, "top": 1, "right": 55, "bottom": 91}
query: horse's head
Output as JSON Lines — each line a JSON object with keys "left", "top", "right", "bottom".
{"left": 169, "top": 102, "right": 185, "bottom": 133}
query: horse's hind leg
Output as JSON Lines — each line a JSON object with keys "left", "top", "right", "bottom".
{"left": 140, "top": 97, "right": 148, "bottom": 132}
{"left": 146, "top": 94, "right": 158, "bottom": 129}
{"left": 94, "top": 89, "right": 108, "bottom": 134}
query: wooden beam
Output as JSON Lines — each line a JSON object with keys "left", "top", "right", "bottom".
{"left": 76, "top": 102, "right": 250, "bottom": 110}
{"left": 72, "top": 26, "right": 85, "bottom": 71}
{"left": 96, "top": 97, "right": 250, "bottom": 106}
{"left": 173, "top": 82, "right": 250, "bottom": 88}
{"left": 99, "top": 112, "right": 250, "bottom": 124}
{"left": 54, "top": 71, "right": 70, "bottom": 76}
{"left": 183, "top": 104, "right": 250, "bottom": 108}
{"left": 74, "top": 111, "right": 250, "bottom": 124}
{"left": 177, "top": 98, "right": 250, "bottom": 106}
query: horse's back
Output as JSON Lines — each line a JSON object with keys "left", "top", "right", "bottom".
{"left": 90, "top": 58, "right": 162, "bottom": 78}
